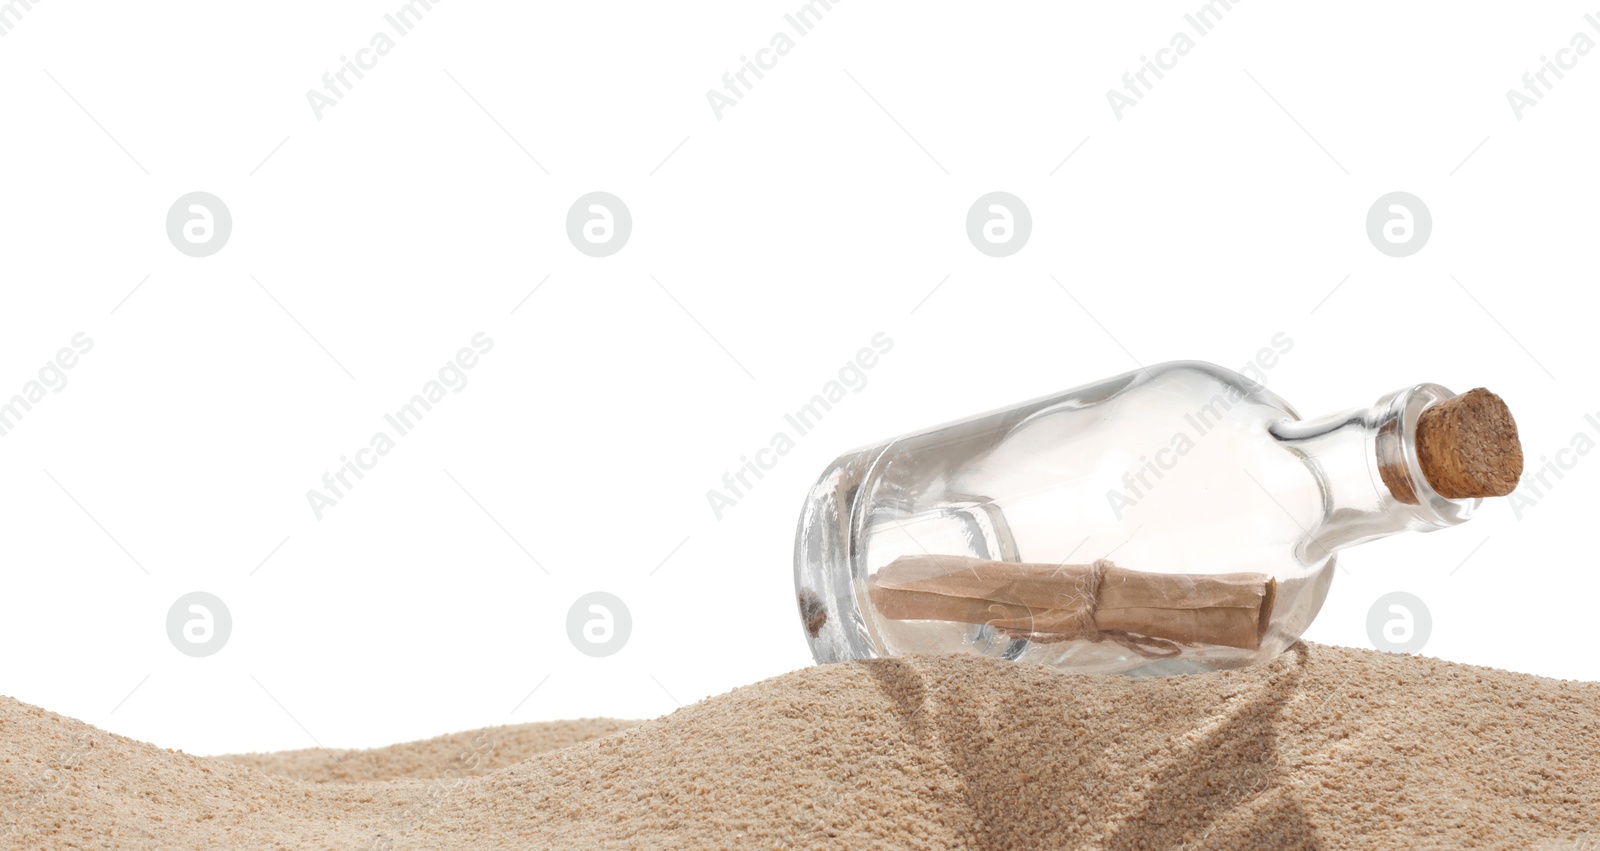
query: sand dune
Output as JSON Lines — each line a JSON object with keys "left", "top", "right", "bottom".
{"left": 4, "top": 644, "right": 1598, "bottom": 849}
{"left": 219, "top": 718, "right": 640, "bottom": 784}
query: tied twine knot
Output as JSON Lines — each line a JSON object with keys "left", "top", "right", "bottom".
{"left": 993, "top": 559, "right": 1185, "bottom": 659}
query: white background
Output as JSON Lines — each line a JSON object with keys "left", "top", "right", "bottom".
{"left": 1, "top": 0, "right": 1595, "bottom": 756}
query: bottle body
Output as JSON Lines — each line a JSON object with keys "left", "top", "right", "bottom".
{"left": 794, "top": 361, "right": 1479, "bottom": 675}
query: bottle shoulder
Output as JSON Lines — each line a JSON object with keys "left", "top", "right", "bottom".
{"left": 1126, "top": 360, "right": 1300, "bottom": 422}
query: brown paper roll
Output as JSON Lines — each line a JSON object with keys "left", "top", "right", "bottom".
{"left": 867, "top": 554, "right": 1275, "bottom": 651}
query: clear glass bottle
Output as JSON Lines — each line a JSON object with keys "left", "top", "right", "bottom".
{"left": 793, "top": 360, "right": 1520, "bottom": 676}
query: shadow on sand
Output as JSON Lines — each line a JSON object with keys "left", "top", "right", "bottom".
{"left": 863, "top": 643, "right": 1319, "bottom": 849}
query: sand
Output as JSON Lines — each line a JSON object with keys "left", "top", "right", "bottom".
{"left": 219, "top": 718, "right": 639, "bottom": 784}
{"left": 4, "top": 643, "right": 1599, "bottom": 849}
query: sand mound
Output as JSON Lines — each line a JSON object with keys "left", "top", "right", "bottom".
{"left": 4, "top": 643, "right": 1599, "bottom": 849}
{"left": 220, "top": 718, "right": 639, "bottom": 784}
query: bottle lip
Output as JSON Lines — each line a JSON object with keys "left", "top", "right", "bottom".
{"left": 1374, "top": 383, "right": 1480, "bottom": 528}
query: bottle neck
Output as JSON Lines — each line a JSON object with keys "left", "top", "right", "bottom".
{"left": 1269, "top": 383, "right": 1478, "bottom": 556}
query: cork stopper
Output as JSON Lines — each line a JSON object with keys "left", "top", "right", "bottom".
{"left": 1413, "top": 388, "right": 1523, "bottom": 499}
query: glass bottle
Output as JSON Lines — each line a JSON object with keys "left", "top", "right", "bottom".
{"left": 793, "top": 359, "right": 1521, "bottom": 676}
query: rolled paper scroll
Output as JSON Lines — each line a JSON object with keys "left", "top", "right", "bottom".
{"left": 867, "top": 554, "right": 1276, "bottom": 652}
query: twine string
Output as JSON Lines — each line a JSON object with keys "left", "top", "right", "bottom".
{"left": 995, "top": 559, "right": 1185, "bottom": 659}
